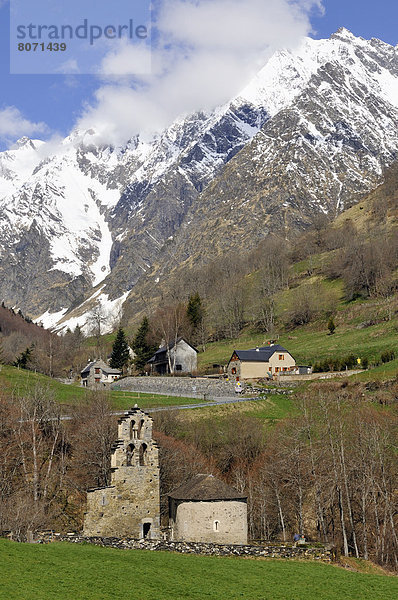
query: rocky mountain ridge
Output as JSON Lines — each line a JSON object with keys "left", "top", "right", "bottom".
{"left": 0, "top": 28, "right": 397, "bottom": 332}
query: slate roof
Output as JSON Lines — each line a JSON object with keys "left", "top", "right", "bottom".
{"left": 81, "top": 359, "right": 121, "bottom": 376}
{"left": 230, "top": 344, "right": 292, "bottom": 363}
{"left": 148, "top": 337, "right": 198, "bottom": 363}
{"left": 168, "top": 474, "right": 247, "bottom": 501}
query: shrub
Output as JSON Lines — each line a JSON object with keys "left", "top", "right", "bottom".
{"left": 313, "top": 354, "right": 359, "bottom": 373}
{"left": 341, "top": 354, "right": 357, "bottom": 370}
{"left": 327, "top": 316, "right": 336, "bottom": 335}
{"left": 381, "top": 349, "right": 396, "bottom": 363}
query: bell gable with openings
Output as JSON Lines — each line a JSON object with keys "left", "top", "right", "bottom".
{"left": 83, "top": 407, "right": 160, "bottom": 539}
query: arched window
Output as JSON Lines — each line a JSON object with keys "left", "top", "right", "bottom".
{"left": 213, "top": 520, "right": 220, "bottom": 532}
{"left": 130, "top": 421, "right": 137, "bottom": 439}
{"left": 126, "top": 444, "right": 135, "bottom": 466}
{"left": 139, "top": 443, "right": 147, "bottom": 466}
{"left": 137, "top": 419, "right": 145, "bottom": 439}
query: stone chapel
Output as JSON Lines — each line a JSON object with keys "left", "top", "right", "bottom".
{"left": 83, "top": 407, "right": 160, "bottom": 539}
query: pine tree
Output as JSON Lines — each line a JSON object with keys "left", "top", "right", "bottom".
{"left": 131, "top": 317, "right": 157, "bottom": 372}
{"left": 109, "top": 327, "right": 130, "bottom": 371}
{"left": 187, "top": 293, "right": 203, "bottom": 329}
{"left": 13, "top": 345, "right": 34, "bottom": 369}
{"left": 72, "top": 324, "right": 84, "bottom": 350}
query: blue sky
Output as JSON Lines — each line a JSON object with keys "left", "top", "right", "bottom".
{"left": 0, "top": 0, "right": 397, "bottom": 149}
{"left": 312, "top": 0, "right": 397, "bottom": 44}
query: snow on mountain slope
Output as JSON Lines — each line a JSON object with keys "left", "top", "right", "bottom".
{"left": 0, "top": 137, "right": 44, "bottom": 198}
{"left": 37, "top": 287, "right": 129, "bottom": 335}
{"left": 124, "top": 28, "right": 398, "bottom": 298}
{"left": 0, "top": 137, "right": 119, "bottom": 285}
{"left": 1, "top": 28, "right": 398, "bottom": 330}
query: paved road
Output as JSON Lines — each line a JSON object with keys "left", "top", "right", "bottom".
{"left": 143, "top": 395, "right": 259, "bottom": 413}
{"left": 52, "top": 395, "right": 261, "bottom": 422}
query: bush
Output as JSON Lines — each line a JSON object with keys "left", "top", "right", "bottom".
{"left": 381, "top": 349, "right": 396, "bottom": 363}
{"left": 341, "top": 354, "right": 357, "bottom": 370}
{"left": 313, "top": 354, "right": 359, "bottom": 373}
{"left": 327, "top": 316, "right": 336, "bottom": 335}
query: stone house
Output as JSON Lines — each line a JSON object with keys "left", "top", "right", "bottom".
{"left": 147, "top": 337, "right": 198, "bottom": 375}
{"left": 80, "top": 359, "right": 121, "bottom": 388}
{"left": 168, "top": 474, "right": 247, "bottom": 545}
{"left": 227, "top": 344, "right": 296, "bottom": 381}
{"left": 83, "top": 407, "right": 161, "bottom": 539}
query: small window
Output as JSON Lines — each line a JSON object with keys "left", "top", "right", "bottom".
{"left": 231, "top": 367, "right": 236, "bottom": 375}
{"left": 213, "top": 520, "right": 220, "bottom": 532}
{"left": 279, "top": 354, "right": 284, "bottom": 360}
{"left": 175, "top": 364, "right": 182, "bottom": 371}
{"left": 95, "top": 368, "right": 100, "bottom": 374}
{"left": 95, "top": 378, "right": 100, "bottom": 383}
{"left": 101, "top": 495, "right": 107, "bottom": 506}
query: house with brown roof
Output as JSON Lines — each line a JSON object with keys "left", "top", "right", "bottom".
{"left": 168, "top": 473, "right": 247, "bottom": 544}
{"left": 227, "top": 344, "right": 296, "bottom": 381}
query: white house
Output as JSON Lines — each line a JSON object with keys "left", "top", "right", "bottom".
{"left": 147, "top": 338, "right": 198, "bottom": 375}
{"left": 81, "top": 359, "right": 121, "bottom": 388}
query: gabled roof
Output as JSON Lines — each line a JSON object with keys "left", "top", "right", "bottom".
{"left": 148, "top": 337, "right": 198, "bottom": 363}
{"left": 230, "top": 344, "right": 293, "bottom": 363}
{"left": 81, "top": 359, "right": 121, "bottom": 375}
{"left": 168, "top": 474, "right": 247, "bottom": 501}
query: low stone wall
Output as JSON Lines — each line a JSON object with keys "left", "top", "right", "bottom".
{"left": 112, "top": 376, "right": 241, "bottom": 399}
{"left": 34, "top": 532, "right": 334, "bottom": 561}
{"left": 277, "top": 370, "right": 363, "bottom": 382}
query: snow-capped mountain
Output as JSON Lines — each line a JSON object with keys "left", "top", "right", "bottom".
{"left": 1, "top": 28, "right": 397, "bottom": 332}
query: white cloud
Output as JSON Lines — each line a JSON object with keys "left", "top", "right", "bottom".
{"left": 0, "top": 106, "right": 49, "bottom": 143}
{"left": 77, "top": 0, "right": 324, "bottom": 146}
{"left": 55, "top": 59, "right": 81, "bottom": 75}
{"left": 100, "top": 41, "right": 152, "bottom": 77}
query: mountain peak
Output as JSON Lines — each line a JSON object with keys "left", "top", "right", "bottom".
{"left": 2, "top": 27, "right": 398, "bottom": 331}
{"left": 330, "top": 27, "right": 357, "bottom": 42}
{"left": 15, "top": 136, "right": 35, "bottom": 149}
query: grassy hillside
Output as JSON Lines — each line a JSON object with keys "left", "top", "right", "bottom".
{"left": 198, "top": 292, "right": 398, "bottom": 374}
{"left": 181, "top": 165, "right": 398, "bottom": 376}
{"left": 1, "top": 540, "right": 397, "bottom": 600}
{"left": 0, "top": 366, "right": 201, "bottom": 410}
{"left": 170, "top": 395, "right": 297, "bottom": 427}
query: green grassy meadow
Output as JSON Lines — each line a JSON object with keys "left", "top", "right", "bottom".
{"left": 0, "top": 540, "right": 396, "bottom": 600}
{"left": 249, "top": 394, "right": 297, "bottom": 422}
{"left": 0, "top": 366, "right": 201, "bottom": 411}
{"left": 198, "top": 301, "right": 398, "bottom": 376}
